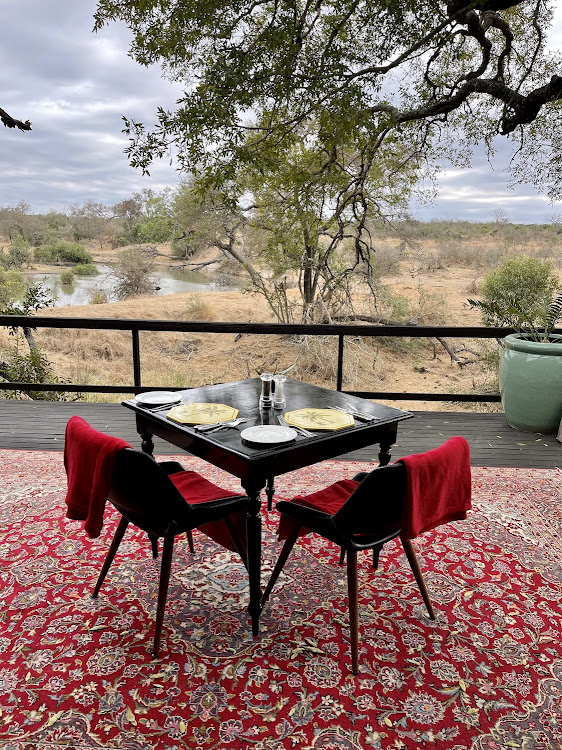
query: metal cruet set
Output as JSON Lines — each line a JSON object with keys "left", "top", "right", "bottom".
{"left": 259, "top": 372, "right": 286, "bottom": 410}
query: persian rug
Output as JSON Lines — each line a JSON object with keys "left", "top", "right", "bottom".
{"left": 0, "top": 450, "right": 561, "bottom": 750}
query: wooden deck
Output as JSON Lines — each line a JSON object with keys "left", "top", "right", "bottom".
{"left": 0, "top": 400, "right": 559, "bottom": 467}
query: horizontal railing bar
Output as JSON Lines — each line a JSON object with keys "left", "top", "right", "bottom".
{"left": 345, "top": 391, "right": 502, "bottom": 402}
{"left": 3, "top": 314, "right": 559, "bottom": 339}
{"left": 0, "top": 381, "right": 501, "bottom": 402}
{"left": 1, "top": 315, "right": 558, "bottom": 403}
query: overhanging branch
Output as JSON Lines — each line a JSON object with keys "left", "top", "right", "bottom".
{"left": 0, "top": 107, "right": 31, "bottom": 132}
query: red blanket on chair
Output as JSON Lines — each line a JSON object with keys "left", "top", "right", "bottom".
{"left": 397, "top": 436, "right": 472, "bottom": 539}
{"left": 64, "top": 416, "right": 131, "bottom": 539}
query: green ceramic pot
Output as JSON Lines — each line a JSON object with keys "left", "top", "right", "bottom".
{"left": 499, "top": 333, "right": 562, "bottom": 434}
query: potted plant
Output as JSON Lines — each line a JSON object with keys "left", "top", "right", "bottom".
{"left": 468, "top": 256, "right": 562, "bottom": 434}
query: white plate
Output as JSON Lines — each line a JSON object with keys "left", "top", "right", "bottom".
{"left": 241, "top": 425, "right": 297, "bottom": 445}
{"left": 135, "top": 391, "right": 182, "bottom": 407}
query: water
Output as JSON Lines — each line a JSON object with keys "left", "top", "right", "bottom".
{"left": 28, "top": 264, "right": 239, "bottom": 307}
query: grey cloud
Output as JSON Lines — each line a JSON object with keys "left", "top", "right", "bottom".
{"left": 1, "top": 0, "right": 561, "bottom": 221}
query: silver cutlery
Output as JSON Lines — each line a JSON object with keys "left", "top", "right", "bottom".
{"left": 148, "top": 402, "right": 182, "bottom": 412}
{"left": 278, "top": 414, "right": 314, "bottom": 437}
{"left": 194, "top": 418, "right": 247, "bottom": 432}
{"left": 327, "top": 406, "right": 380, "bottom": 422}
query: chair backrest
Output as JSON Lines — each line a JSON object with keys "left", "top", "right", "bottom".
{"left": 108, "top": 449, "right": 192, "bottom": 536}
{"left": 331, "top": 463, "right": 407, "bottom": 540}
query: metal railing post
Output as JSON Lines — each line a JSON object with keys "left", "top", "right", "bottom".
{"left": 336, "top": 335, "right": 344, "bottom": 391}
{"left": 132, "top": 329, "right": 141, "bottom": 387}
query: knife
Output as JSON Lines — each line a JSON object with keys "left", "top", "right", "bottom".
{"left": 328, "top": 406, "right": 380, "bottom": 422}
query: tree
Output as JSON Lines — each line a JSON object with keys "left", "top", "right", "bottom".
{"left": 94, "top": 0, "right": 562, "bottom": 199}
{"left": 111, "top": 246, "right": 157, "bottom": 298}
{"left": 95, "top": 0, "right": 562, "bottom": 320}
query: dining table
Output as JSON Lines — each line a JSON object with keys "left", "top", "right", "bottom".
{"left": 122, "top": 377, "right": 413, "bottom": 637}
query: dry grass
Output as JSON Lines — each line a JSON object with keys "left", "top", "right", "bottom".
{"left": 1, "top": 234, "right": 560, "bottom": 410}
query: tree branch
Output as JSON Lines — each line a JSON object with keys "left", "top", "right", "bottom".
{"left": 0, "top": 107, "right": 31, "bottom": 132}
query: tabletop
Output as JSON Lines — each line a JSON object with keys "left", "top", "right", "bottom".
{"left": 123, "top": 377, "right": 413, "bottom": 484}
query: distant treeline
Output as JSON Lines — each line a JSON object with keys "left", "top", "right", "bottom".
{"left": 1, "top": 192, "right": 562, "bottom": 258}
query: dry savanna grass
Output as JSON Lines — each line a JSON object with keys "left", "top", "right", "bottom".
{"left": 1, "top": 232, "right": 561, "bottom": 411}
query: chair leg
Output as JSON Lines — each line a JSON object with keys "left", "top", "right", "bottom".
{"left": 224, "top": 515, "right": 249, "bottom": 572}
{"left": 339, "top": 548, "right": 346, "bottom": 566}
{"left": 92, "top": 516, "right": 129, "bottom": 598}
{"left": 260, "top": 525, "right": 301, "bottom": 609}
{"left": 149, "top": 534, "right": 158, "bottom": 559}
{"left": 186, "top": 530, "right": 195, "bottom": 554}
{"left": 153, "top": 531, "right": 175, "bottom": 658}
{"left": 400, "top": 536, "right": 436, "bottom": 620}
{"left": 346, "top": 548, "right": 359, "bottom": 675}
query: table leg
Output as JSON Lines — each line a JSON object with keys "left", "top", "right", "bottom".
{"left": 378, "top": 440, "right": 393, "bottom": 466}
{"left": 265, "top": 477, "right": 275, "bottom": 511}
{"left": 140, "top": 429, "right": 155, "bottom": 457}
{"left": 241, "top": 479, "right": 264, "bottom": 637}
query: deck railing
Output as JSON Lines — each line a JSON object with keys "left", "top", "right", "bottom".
{"left": 1, "top": 314, "right": 558, "bottom": 402}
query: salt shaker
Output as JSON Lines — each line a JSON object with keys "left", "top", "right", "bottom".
{"left": 259, "top": 372, "right": 273, "bottom": 408}
{"left": 273, "top": 374, "right": 286, "bottom": 409}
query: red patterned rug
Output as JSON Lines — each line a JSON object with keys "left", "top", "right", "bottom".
{"left": 0, "top": 450, "right": 561, "bottom": 750}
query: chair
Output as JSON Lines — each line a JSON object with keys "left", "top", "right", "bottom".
{"left": 90, "top": 448, "right": 248, "bottom": 657}
{"left": 261, "top": 438, "right": 471, "bottom": 674}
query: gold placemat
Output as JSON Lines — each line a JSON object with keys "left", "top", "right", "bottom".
{"left": 166, "top": 403, "right": 238, "bottom": 425}
{"left": 284, "top": 408, "right": 354, "bottom": 431}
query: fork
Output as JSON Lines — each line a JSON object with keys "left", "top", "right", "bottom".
{"left": 195, "top": 418, "right": 247, "bottom": 433}
{"left": 278, "top": 414, "right": 314, "bottom": 438}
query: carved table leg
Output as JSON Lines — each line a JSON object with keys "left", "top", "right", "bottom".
{"left": 241, "top": 479, "right": 264, "bottom": 637}
{"left": 265, "top": 477, "right": 275, "bottom": 511}
{"left": 140, "top": 429, "right": 155, "bottom": 457}
{"left": 378, "top": 440, "right": 393, "bottom": 466}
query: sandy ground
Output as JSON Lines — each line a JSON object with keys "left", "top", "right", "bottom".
{"left": 12, "top": 238, "right": 502, "bottom": 411}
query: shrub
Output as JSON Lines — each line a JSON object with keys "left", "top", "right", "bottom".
{"left": 0, "top": 269, "right": 26, "bottom": 308}
{"left": 35, "top": 240, "right": 93, "bottom": 265}
{"left": 183, "top": 294, "right": 215, "bottom": 321}
{"left": 60, "top": 270, "right": 75, "bottom": 285}
{"left": 89, "top": 289, "right": 109, "bottom": 304}
{"left": 2, "top": 236, "right": 32, "bottom": 269}
{"left": 74, "top": 263, "right": 98, "bottom": 276}
{"left": 111, "top": 246, "right": 156, "bottom": 299}
{"left": 0, "top": 348, "right": 70, "bottom": 401}
{"left": 472, "top": 255, "right": 560, "bottom": 332}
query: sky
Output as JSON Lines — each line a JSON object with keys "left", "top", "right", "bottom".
{"left": 1, "top": 0, "right": 562, "bottom": 224}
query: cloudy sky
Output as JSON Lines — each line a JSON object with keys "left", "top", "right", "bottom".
{"left": 1, "top": 0, "right": 562, "bottom": 223}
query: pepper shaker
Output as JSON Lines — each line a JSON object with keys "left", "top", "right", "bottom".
{"left": 259, "top": 372, "right": 273, "bottom": 408}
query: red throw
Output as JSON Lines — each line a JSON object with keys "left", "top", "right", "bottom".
{"left": 397, "top": 436, "right": 472, "bottom": 539}
{"left": 169, "top": 471, "right": 246, "bottom": 553}
{"left": 278, "top": 479, "right": 360, "bottom": 540}
{"left": 63, "top": 416, "right": 131, "bottom": 538}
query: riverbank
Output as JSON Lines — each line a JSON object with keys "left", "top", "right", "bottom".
{"left": 25, "top": 272, "right": 499, "bottom": 412}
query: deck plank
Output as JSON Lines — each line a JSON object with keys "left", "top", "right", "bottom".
{"left": 0, "top": 401, "right": 559, "bottom": 468}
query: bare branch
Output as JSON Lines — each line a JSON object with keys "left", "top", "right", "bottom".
{"left": 0, "top": 108, "right": 31, "bottom": 132}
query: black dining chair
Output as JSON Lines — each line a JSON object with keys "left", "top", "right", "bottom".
{"left": 261, "top": 463, "right": 436, "bottom": 675}
{"left": 92, "top": 448, "right": 249, "bottom": 657}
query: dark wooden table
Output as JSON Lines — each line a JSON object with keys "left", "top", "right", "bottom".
{"left": 123, "top": 377, "right": 413, "bottom": 636}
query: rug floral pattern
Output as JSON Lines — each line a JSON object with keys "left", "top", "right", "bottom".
{"left": 0, "top": 450, "right": 561, "bottom": 749}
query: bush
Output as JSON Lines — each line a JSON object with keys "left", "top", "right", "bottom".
{"left": 0, "top": 348, "right": 70, "bottom": 401}
{"left": 476, "top": 255, "right": 559, "bottom": 329}
{"left": 60, "top": 270, "right": 75, "bottom": 285}
{"left": 74, "top": 263, "right": 98, "bottom": 276}
{"left": 111, "top": 246, "right": 156, "bottom": 299}
{"left": 183, "top": 294, "right": 215, "bottom": 321}
{"left": 34, "top": 240, "right": 93, "bottom": 265}
{"left": 0, "top": 269, "right": 26, "bottom": 308}
{"left": 89, "top": 289, "right": 109, "bottom": 304}
{"left": 2, "top": 236, "right": 32, "bottom": 269}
